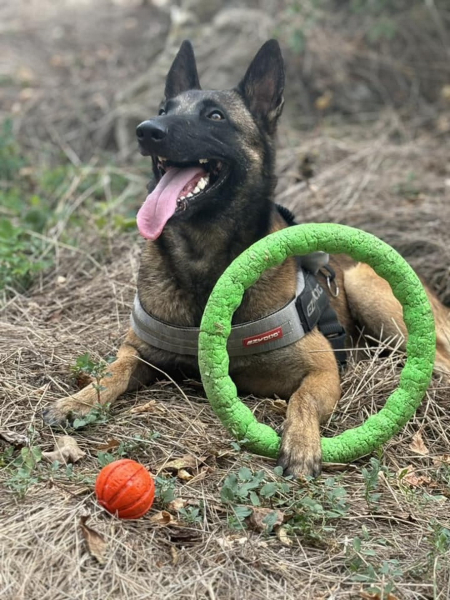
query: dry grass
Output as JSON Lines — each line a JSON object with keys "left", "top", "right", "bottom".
{"left": 1, "top": 120, "right": 450, "bottom": 600}
{"left": 1, "top": 1, "right": 450, "bottom": 598}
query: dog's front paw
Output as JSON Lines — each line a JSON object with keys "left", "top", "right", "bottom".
{"left": 42, "top": 396, "right": 94, "bottom": 427}
{"left": 276, "top": 424, "right": 322, "bottom": 478}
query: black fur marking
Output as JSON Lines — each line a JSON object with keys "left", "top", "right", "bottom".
{"left": 236, "top": 39, "right": 285, "bottom": 133}
{"left": 276, "top": 204, "right": 297, "bottom": 226}
{"left": 165, "top": 40, "right": 201, "bottom": 99}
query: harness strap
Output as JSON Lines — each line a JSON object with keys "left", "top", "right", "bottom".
{"left": 318, "top": 304, "right": 347, "bottom": 366}
{"left": 295, "top": 269, "right": 347, "bottom": 366}
{"left": 131, "top": 271, "right": 308, "bottom": 357}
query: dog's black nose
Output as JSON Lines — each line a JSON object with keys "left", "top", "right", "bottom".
{"left": 136, "top": 120, "right": 168, "bottom": 143}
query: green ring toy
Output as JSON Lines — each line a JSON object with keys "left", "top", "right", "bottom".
{"left": 198, "top": 223, "right": 436, "bottom": 463}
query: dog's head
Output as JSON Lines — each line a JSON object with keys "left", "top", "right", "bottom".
{"left": 136, "top": 40, "right": 285, "bottom": 241}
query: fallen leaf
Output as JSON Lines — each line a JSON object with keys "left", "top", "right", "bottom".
{"left": 399, "top": 465, "right": 432, "bottom": 488}
{"left": 130, "top": 400, "right": 161, "bottom": 414}
{"left": 177, "top": 468, "right": 193, "bottom": 481}
{"left": 159, "top": 454, "right": 205, "bottom": 472}
{"left": 188, "top": 465, "right": 215, "bottom": 484}
{"left": 79, "top": 516, "right": 107, "bottom": 564}
{"left": 216, "top": 536, "right": 233, "bottom": 549}
{"left": 148, "top": 510, "right": 179, "bottom": 527}
{"left": 158, "top": 454, "right": 209, "bottom": 481}
{"left": 170, "top": 545, "right": 179, "bottom": 565}
{"left": 216, "top": 535, "right": 248, "bottom": 550}
{"left": 96, "top": 439, "right": 121, "bottom": 451}
{"left": 409, "top": 430, "right": 429, "bottom": 455}
{"left": 433, "top": 454, "right": 450, "bottom": 467}
{"left": 276, "top": 525, "right": 293, "bottom": 547}
{"left": 0, "top": 430, "right": 30, "bottom": 447}
{"left": 42, "top": 435, "right": 86, "bottom": 464}
{"left": 167, "top": 498, "right": 188, "bottom": 512}
{"left": 248, "top": 507, "right": 284, "bottom": 532}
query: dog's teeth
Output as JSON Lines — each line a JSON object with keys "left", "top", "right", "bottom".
{"left": 193, "top": 185, "right": 200, "bottom": 194}
{"left": 199, "top": 158, "right": 208, "bottom": 164}
{"left": 199, "top": 178, "right": 207, "bottom": 190}
{"left": 187, "top": 192, "right": 193, "bottom": 198}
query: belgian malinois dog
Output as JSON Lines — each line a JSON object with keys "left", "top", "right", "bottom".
{"left": 44, "top": 40, "right": 450, "bottom": 477}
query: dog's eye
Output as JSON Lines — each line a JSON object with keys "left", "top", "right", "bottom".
{"left": 207, "top": 110, "right": 225, "bottom": 121}
{"left": 158, "top": 108, "right": 166, "bottom": 116}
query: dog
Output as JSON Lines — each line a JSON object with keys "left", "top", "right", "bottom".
{"left": 43, "top": 40, "right": 450, "bottom": 477}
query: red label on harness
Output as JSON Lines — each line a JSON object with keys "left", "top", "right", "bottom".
{"left": 242, "top": 326, "right": 283, "bottom": 348}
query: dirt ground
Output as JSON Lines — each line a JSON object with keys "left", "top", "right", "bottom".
{"left": 1, "top": 1, "right": 450, "bottom": 599}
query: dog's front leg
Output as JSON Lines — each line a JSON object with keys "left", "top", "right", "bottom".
{"left": 43, "top": 330, "right": 155, "bottom": 426}
{"left": 277, "top": 332, "right": 341, "bottom": 478}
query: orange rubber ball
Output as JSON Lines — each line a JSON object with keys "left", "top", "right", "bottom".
{"left": 95, "top": 459, "right": 155, "bottom": 519}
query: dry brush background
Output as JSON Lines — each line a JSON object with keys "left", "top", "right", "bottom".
{"left": 1, "top": 1, "right": 450, "bottom": 599}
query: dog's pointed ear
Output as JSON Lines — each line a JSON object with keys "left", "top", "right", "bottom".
{"left": 165, "top": 40, "right": 201, "bottom": 99}
{"left": 237, "top": 40, "right": 285, "bottom": 132}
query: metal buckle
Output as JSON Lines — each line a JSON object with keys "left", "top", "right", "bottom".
{"left": 326, "top": 275, "right": 340, "bottom": 298}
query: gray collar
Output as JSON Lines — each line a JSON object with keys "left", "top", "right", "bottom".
{"left": 130, "top": 252, "right": 329, "bottom": 357}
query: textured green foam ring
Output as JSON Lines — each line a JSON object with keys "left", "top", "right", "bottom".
{"left": 198, "top": 224, "right": 436, "bottom": 463}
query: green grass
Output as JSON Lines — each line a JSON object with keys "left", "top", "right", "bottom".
{"left": 0, "top": 118, "right": 144, "bottom": 299}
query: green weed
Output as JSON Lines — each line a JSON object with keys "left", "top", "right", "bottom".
{"left": 361, "top": 456, "right": 386, "bottom": 507}
{"left": 220, "top": 466, "right": 349, "bottom": 541}
{"left": 70, "top": 403, "right": 112, "bottom": 430}
{"left": 71, "top": 353, "right": 114, "bottom": 408}
{"left": 0, "top": 218, "right": 51, "bottom": 292}
{"left": 5, "top": 445, "right": 43, "bottom": 497}
{"left": 346, "top": 534, "right": 402, "bottom": 595}
{"left": 97, "top": 451, "right": 117, "bottom": 468}
{"left": 178, "top": 504, "right": 204, "bottom": 525}
{"left": 429, "top": 521, "right": 450, "bottom": 556}
{"left": 155, "top": 475, "right": 177, "bottom": 506}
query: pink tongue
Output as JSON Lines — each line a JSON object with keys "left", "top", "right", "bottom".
{"left": 137, "top": 166, "right": 206, "bottom": 240}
